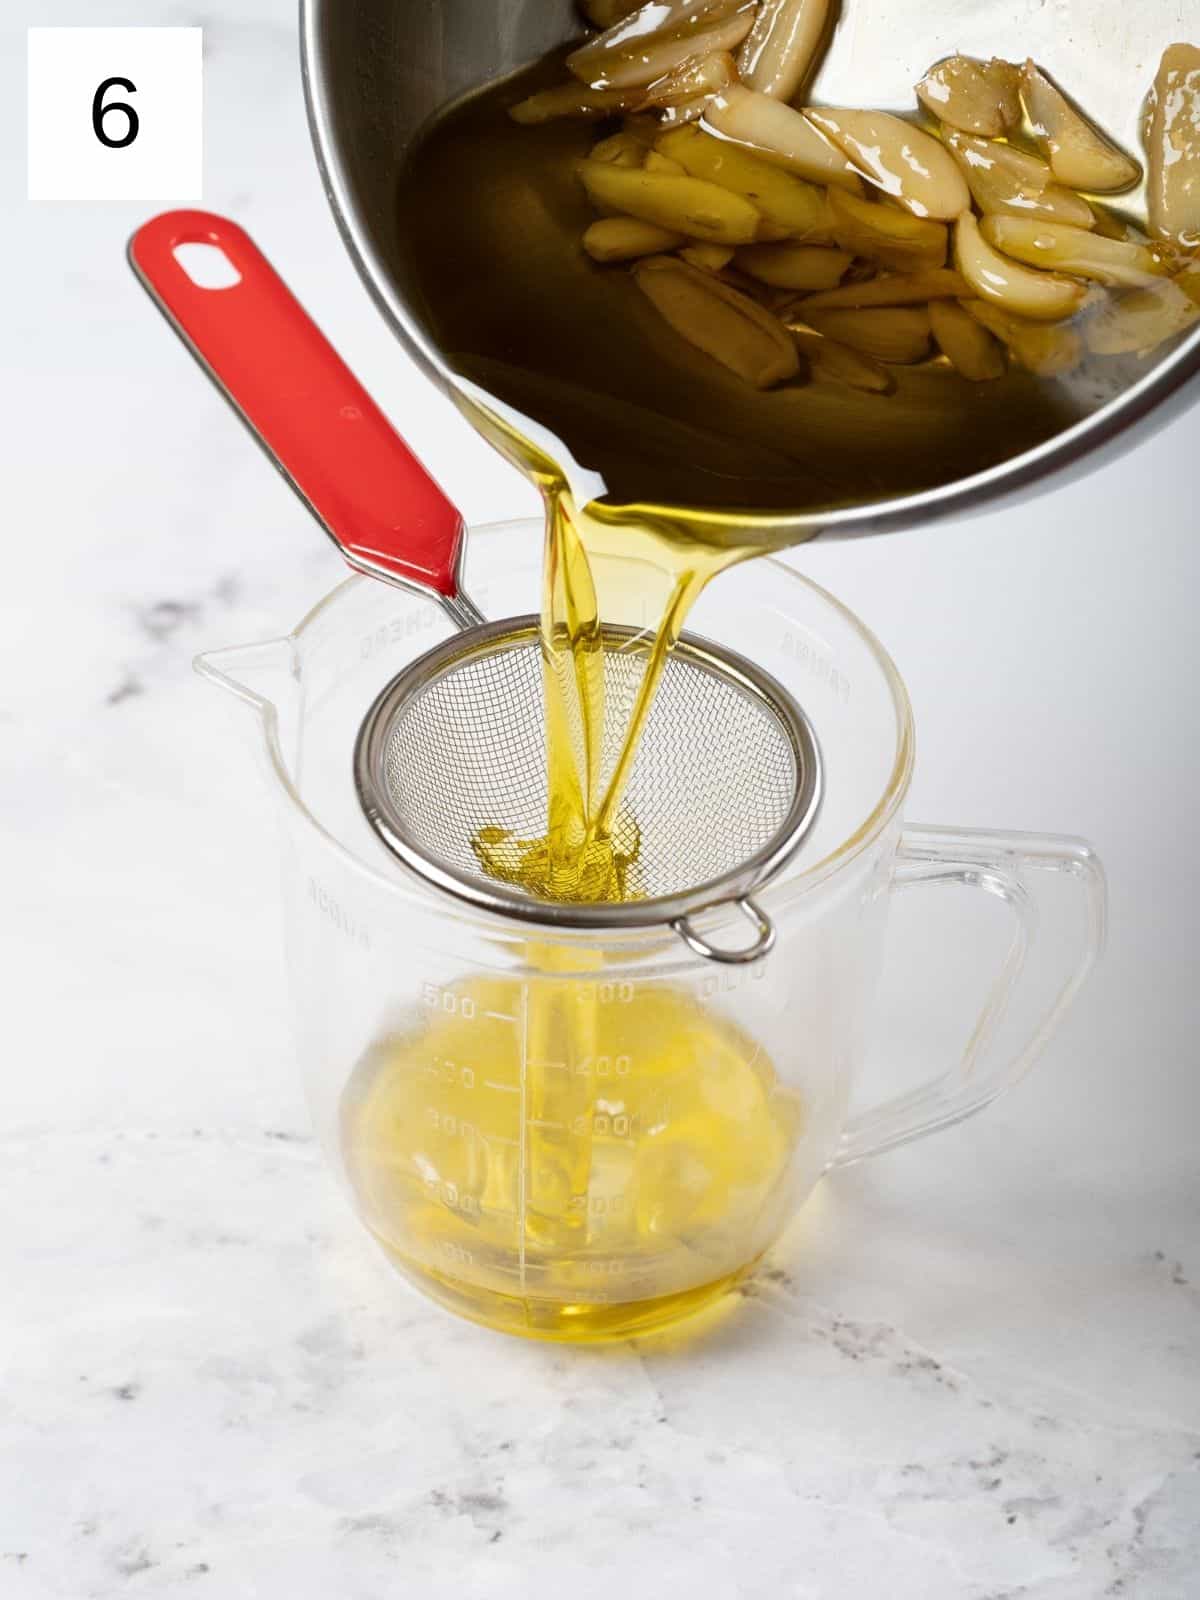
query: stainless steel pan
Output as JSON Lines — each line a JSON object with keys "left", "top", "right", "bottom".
{"left": 301, "top": 0, "right": 1200, "bottom": 538}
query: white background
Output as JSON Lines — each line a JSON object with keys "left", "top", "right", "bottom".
{"left": 1, "top": 2, "right": 1198, "bottom": 1596}
{"left": 27, "top": 26, "right": 202, "bottom": 202}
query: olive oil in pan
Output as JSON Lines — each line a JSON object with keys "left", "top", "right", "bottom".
{"left": 389, "top": 53, "right": 1127, "bottom": 526}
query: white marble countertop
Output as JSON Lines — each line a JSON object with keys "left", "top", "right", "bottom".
{"left": 3, "top": 3, "right": 1199, "bottom": 1595}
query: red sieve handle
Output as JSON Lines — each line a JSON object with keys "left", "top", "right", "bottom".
{"left": 129, "top": 210, "right": 469, "bottom": 604}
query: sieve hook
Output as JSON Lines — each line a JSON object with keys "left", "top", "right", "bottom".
{"left": 671, "top": 898, "right": 777, "bottom": 965}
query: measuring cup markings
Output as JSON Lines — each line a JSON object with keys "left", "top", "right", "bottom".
{"left": 572, "top": 1193, "right": 628, "bottom": 1220}
{"left": 693, "top": 961, "right": 770, "bottom": 1002}
{"left": 411, "top": 964, "right": 781, "bottom": 1280}
{"left": 569, "top": 1053, "right": 633, "bottom": 1079}
{"left": 420, "top": 981, "right": 479, "bottom": 1017}
{"left": 571, "top": 980, "right": 636, "bottom": 1006}
{"left": 306, "top": 876, "right": 372, "bottom": 949}
{"left": 421, "top": 1176, "right": 479, "bottom": 1216}
{"left": 516, "top": 984, "right": 529, "bottom": 1294}
{"left": 780, "top": 628, "right": 853, "bottom": 704}
{"left": 573, "top": 1112, "right": 636, "bottom": 1139}
{"left": 358, "top": 605, "right": 439, "bottom": 662}
{"left": 421, "top": 1059, "right": 476, "bottom": 1089}
{"left": 424, "top": 1107, "right": 482, "bottom": 1140}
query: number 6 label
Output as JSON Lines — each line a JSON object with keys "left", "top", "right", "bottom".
{"left": 92, "top": 78, "right": 140, "bottom": 151}
{"left": 28, "top": 28, "right": 202, "bottom": 203}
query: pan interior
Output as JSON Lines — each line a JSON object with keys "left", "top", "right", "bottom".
{"left": 307, "top": 0, "right": 1200, "bottom": 521}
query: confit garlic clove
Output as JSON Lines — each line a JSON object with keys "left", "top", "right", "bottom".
{"left": 1020, "top": 60, "right": 1142, "bottom": 194}
{"left": 945, "top": 129, "right": 1051, "bottom": 189}
{"left": 658, "top": 123, "right": 830, "bottom": 239}
{"left": 719, "top": 268, "right": 794, "bottom": 309}
{"left": 944, "top": 131, "right": 1097, "bottom": 230}
{"left": 590, "top": 130, "right": 651, "bottom": 166}
{"left": 679, "top": 242, "right": 736, "bottom": 269}
{"left": 803, "top": 107, "right": 971, "bottom": 220}
{"left": 1087, "top": 205, "right": 1135, "bottom": 241}
{"left": 510, "top": 84, "right": 643, "bottom": 124}
{"left": 658, "top": 94, "right": 721, "bottom": 126}
{"left": 1147, "top": 44, "right": 1200, "bottom": 248}
{"left": 738, "top": 0, "right": 830, "bottom": 102}
{"left": 572, "top": 0, "right": 743, "bottom": 64}
{"left": 568, "top": 0, "right": 757, "bottom": 91}
{"left": 1084, "top": 279, "right": 1200, "bottom": 355}
{"left": 980, "top": 59, "right": 1023, "bottom": 128}
{"left": 928, "top": 299, "right": 1006, "bottom": 380}
{"left": 801, "top": 306, "right": 933, "bottom": 363}
{"left": 734, "top": 242, "right": 853, "bottom": 289}
{"left": 797, "top": 267, "right": 970, "bottom": 311}
{"left": 788, "top": 326, "right": 894, "bottom": 391}
{"left": 954, "top": 209, "right": 1087, "bottom": 321}
{"left": 637, "top": 49, "right": 739, "bottom": 110}
{"left": 578, "top": 159, "right": 763, "bottom": 242}
{"left": 583, "top": 218, "right": 686, "bottom": 260}
{"left": 618, "top": 114, "right": 662, "bottom": 146}
{"left": 827, "top": 186, "right": 948, "bottom": 271}
{"left": 916, "top": 56, "right": 1016, "bottom": 138}
{"left": 632, "top": 254, "right": 801, "bottom": 384}
{"left": 964, "top": 300, "right": 1083, "bottom": 374}
{"left": 702, "top": 85, "right": 865, "bottom": 192}
{"left": 644, "top": 150, "right": 688, "bottom": 174}
{"left": 980, "top": 215, "right": 1169, "bottom": 288}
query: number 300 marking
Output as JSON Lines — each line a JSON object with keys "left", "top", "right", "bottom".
{"left": 93, "top": 77, "right": 139, "bottom": 149}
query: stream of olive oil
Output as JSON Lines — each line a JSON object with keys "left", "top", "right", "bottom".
{"left": 470, "top": 464, "right": 755, "bottom": 905}
{"left": 386, "top": 52, "right": 1124, "bottom": 523}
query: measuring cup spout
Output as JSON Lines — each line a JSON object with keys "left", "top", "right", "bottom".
{"left": 195, "top": 638, "right": 298, "bottom": 712}
{"left": 194, "top": 637, "right": 306, "bottom": 790}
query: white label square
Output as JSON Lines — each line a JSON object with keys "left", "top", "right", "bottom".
{"left": 28, "top": 28, "right": 203, "bottom": 203}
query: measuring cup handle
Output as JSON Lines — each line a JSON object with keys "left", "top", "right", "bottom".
{"left": 129, "top": 210, "right": 475, "bottom": 613}
{"left": 832, "top": 825, "right": 1107, "bottom": 1168}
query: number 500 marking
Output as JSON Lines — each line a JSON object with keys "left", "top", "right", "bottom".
{"left": 93, "top": 78, "right": 139, "bottom": 149}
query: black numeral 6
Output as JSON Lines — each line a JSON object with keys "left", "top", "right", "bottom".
{"left": 92, "top": 77, "right": 139, "bottom": 149}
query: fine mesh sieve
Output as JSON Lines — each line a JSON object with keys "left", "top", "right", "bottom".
{"left": 131, "top": 214, "right": 821, "bottom": 962}
{"left": 355, "top": 617, "right": 823, "bottom": 960}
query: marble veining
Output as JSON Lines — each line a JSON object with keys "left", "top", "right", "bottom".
{"left": 4, "top": 1129, "right": 1197, "bottom": 1598}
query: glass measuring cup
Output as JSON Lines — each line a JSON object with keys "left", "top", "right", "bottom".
{"left": 198, "top": 522, "right": 1106, "bottom": 1341}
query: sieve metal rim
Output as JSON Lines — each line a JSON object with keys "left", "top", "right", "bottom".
{"left": 353, "top": 615, "right": 823, "bottom": 950}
